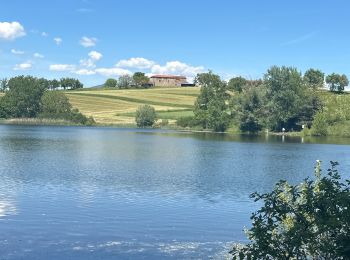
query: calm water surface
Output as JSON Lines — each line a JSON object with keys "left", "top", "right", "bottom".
{"left": 0, "top": 125, "right": 350, "bottom": 259}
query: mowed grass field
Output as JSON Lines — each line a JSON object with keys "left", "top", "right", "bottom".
{"left": 65, "top": 87, "right": 200, "bottom": 125}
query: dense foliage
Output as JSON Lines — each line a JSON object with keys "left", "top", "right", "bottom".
{"left": 228, "top": 76, "right": 247, "bottom": 92}
{"left": 194, "top": 71, "right": 230, "bottom": 132}
{"left": 310, "top": 92, "right": 350, "bottom": 136}
{"left": 228, "top": 66, "right": 323, "bottom": 132}
{"left": 230, "top": 161, "right": 350, "bottom": 259}
{"left": 0, "top": 76, "right": 93, "bottom": 125}
{"left": 135, "top": 105, "right": 157, "bottom": 127}
{"left": 40, "top": 91, "right": 95, "bottom": 125}
{"left": 188, "top": 66, "right": 348, "bottom": 133}
{"left": 0, "top": 76, "right": 47, "bottom": 118}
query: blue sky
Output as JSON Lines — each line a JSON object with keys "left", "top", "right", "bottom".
{"left": 0, "top": 0, "right": 349, "bottom": 86}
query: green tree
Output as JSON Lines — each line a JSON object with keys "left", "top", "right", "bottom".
{"left": 40, "top": 91, "right": 94, "bottom": 125}
{"left": 230, "top": 161, "right": 350, "bottom": 259}
{"left": 41, "top": 91, "right": 72, "bottom": 116}
{"left": 228, "top": 76, "right": 247, "bottom": 92}
{"left": 60, "top": 78, "right": 83, "bottom": 90}
{"left": 48, "top": 79, "right": 60, "bottom": 90}
{"left": 230, "top": 87, "right": 267, "bottom": 132}
{"left": 194, "top": 71, "right": 229, "bottom": 131}
{"left": 104, "top": 78, "right": 117, "bottom": 88}
{"left": 264, "top": 66, "right": 310, "bottom": 130}
{"left": 326, "top": 73, "right": 349, "bottom": 92}
{"left": 132, "top": 72, "right": 150, "bottom": 88}
{"left": 304, "top": 68, "right": 324, "bottom": 90}
{"left": 2, "top": 75, "right": 47, "bottom": 118}
{"left": 135, "top": 105, "right": 157, "bottom": 127}
{"left": 117, "top": 75, "right": 133, "bottom": 89}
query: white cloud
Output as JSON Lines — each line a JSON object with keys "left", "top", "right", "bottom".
{"left": 116, "top": 57, "right": 155, "bottom": 69}
{"left": 95, "top": 67, "right": 131, "bottom": 77}
{"left": 41, "top": 32, "right": 48, "bottom": 37}
{"left": 74, "top": 69, "right": 96, "bottom": 75}
{"left": 88, "top": 50, "right": 102, "bottom": 61}
{"left": 80, "top": 36, "right": 97, "bottom": 47}
{"left": 33, "top": 52, "right": 45, "bottom": 59}
{"left": 49, "top": 64, "right": 76, "bottom": 71}
{"left": 151, "top": 61, "right": 205, "bottom": 77}
{"left": 13, "top": 62, "right": 32, "bottom": 70}
{"left": 54, "top": 37, "right": 62, "bottom": 45}
{"left": 33, "top": 52, "right": 44, "bottom": 58}
{"left": 0, "top": 21, "right": 26, "bottom": 40}
{"left": 11, "top": 49, "right": 24, "bottom": 55}
{"left": 79, "top": 51, "right": 103, "bottom": 68}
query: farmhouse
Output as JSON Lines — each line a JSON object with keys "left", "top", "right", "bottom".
{"left": 149, "top": 75, "right": 191, "bottom": 87}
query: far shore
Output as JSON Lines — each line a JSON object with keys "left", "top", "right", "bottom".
{"left": 0, "top": 117, "right": 310, "bottom": 137}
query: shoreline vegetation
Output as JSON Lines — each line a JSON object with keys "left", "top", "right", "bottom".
{"left": 1, "top": 66, "right": 350, "bottom": 137}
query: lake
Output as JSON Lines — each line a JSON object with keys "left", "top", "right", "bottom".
{"left": 0, "top": 125, "right": 350, "bottom": 259}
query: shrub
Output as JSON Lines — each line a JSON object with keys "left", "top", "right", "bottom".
{"left": 230, "top": 161, "right": 350, "bottom": 259}
{"left": 311, "top": 112, "right": 328, "bottom": 136}
{"left": 39, "top": 92, "right": 95, "bottom": 125}
{"left": 176, "top": 116, "right": 197, "bottom": 128}
{"left": 135, "top": 105, "right": 157, "bottom": 127}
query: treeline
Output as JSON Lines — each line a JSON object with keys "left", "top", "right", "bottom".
{"left": 0, "top": 75, "right": 94, "bottom": 125}
{"left": 0, "top": 77, "right": 83, "bottom": 92}
{"left": 177, "top": 66, "right": 349, "bottom": 134}
{"left": 103, "top": 72, "right": 151, "bottom": 89}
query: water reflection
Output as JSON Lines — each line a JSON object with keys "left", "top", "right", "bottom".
{"left": 0, "top": 125, "right": 350, "bottom": 259}
{"left": 0, "top": 200, "right": 16, "bottom": 217}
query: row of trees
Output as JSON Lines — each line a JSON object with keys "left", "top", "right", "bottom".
{"left": 228, "top": 69, "right": 348, "bottom": 93}
{"left": 0, "top": 76, "right": 93, "bottom": 125}
{"left": 180, "top": 67, "right": 349, "bottom": 132}
{"left": 0, "top": 77, "right": 83, "bottom": 92}
{"left": 104, "top": 72, "right": 151, "bottom": 89}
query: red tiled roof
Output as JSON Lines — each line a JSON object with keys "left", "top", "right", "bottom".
{"left": 150, "top": 75, "right": 186, "bottom": 79}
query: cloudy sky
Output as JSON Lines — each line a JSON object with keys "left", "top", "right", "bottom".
{"left": 0, "top": 0, "right": 349, "bottom": 86}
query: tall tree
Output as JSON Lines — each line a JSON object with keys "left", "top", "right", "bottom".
{"left": 326, "top": 73, "right": 349, "bottom": 92}
{"left": 304, "top": 68, "right": 324, "bottom": 90}
{"left": 194, "top": 71, "right": 230, "bottom": 131}
{"left": 264, "top": 66, "right": 308, "bottom": 130}
{"left": 104, "top": 78, "right": 117, "bottom": 88}
{"left": 49, "top": 79, "right": 60, "bottom": 90}
{"left": 3, "top": 76, "right": 47, "bottom": 118}
{"left": 60, "top": 78, "right": 83, "bottom": 90}
{"left": 132, "top": 72, "right": 150, "bottom": 88}
{"left": 117, "top": 75, "right": 133, "bottom": 89}
{"left": 230, "top": 86, "right": 267, "bottom": 132}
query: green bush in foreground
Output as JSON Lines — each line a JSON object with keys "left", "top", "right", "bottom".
{"left": 135, "top": 105, "right": 157, "bottom": 127}
{"left": 230, "top": 161, "right": 350, "bottom": 259}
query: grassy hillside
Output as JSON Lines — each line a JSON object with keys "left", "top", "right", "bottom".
{"left": 65, "top": 87, "right": 200, "bottom": 125}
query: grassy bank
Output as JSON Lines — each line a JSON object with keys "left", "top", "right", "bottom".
{"left": 0, "top": 118, "right": 84, "bottom": 126}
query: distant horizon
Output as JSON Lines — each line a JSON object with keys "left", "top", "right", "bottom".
{"left": 1, "top": 0, "right": 350, "bottom": 87}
